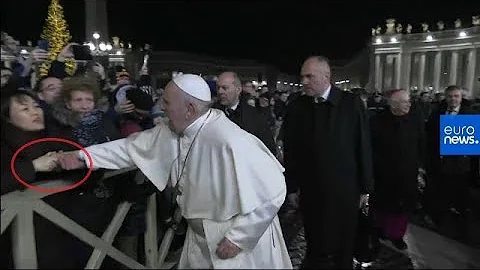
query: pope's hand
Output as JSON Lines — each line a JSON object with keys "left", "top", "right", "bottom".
{"left": 58, "top": 151, "right": 85, "bottom": 170}
{"left": 216, "top": 237, "right": 241, "bottom": 260}
{"left": 32, "top": 152, "right": 58, "bottom": 172}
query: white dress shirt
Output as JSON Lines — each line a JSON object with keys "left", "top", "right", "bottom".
{"left": 314, "top": 85, "right": 331, "bottom": 103}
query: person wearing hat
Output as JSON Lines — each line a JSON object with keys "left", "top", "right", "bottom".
{"left": 369, "top": 89, "right": 426, "bottom": 252}
{"left": 55, "top": 74, "right": 292, "bottom": 269}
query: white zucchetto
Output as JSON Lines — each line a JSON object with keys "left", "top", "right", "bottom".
{"left": 172, "top": 74, "right": 212, "bottom": 102}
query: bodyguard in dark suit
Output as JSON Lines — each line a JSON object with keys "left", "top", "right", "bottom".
{"left": 213, "top": 71, "right": 277, "bottom": 155}
{"left": 425, "top": 85, "right": 479, "bottom": 224}
{"left": 282, "top": 56, "right": 373, "bottom": 269}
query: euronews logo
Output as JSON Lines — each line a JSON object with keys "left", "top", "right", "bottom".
{"left": 440, "top": 115, "right": 480, "bottom": 155}
{"left": 443, "top": 125, "right": 479, "bottom": 145}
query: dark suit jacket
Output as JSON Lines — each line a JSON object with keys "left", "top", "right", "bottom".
{"left": 213, "top": 99, "right": 277, "bottom": 155}
{"left": 282, "top": 86, "right": 373, "bottom": 250}
{"left": 426, "top": 99, "right": 479, "bottom": 178}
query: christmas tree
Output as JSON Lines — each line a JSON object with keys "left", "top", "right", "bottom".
{"left": 39, "top": 0, "right": 75, "bottom": 77}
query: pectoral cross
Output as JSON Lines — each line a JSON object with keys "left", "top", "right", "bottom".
{"left": 173, "top": 184, "right": 182, "bottom": 197}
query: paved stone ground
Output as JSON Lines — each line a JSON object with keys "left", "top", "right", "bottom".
{"left": 279, "top": 204, "right": 414, "bottom": 269}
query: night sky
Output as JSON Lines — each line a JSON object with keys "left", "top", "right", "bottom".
{"left": 2, "top": 0, "right": 477, "bottom": 74}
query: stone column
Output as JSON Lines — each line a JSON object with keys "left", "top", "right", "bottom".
{"left": 395, "top": 53, "right": 402, "bottom": 88}
{"left": 433, "top": 51, "right": 442, "bottom": 92}
{"left": 384, "top": 55, "right": 394, "bottom": 89}
{"left": 401, "top": 52, "right": 412, "bottom": 91}
{"left": 449, "top": 50, "right": 459, "bottom": 85}
{"left": 375, "top": 54, "right": 383, "bottom": 91}
{"left": 85, "top": 0, "right": 109, "bottom": 41}
{"left": 465, "top": 48, "right": 477, "bottom": 97}
{"left": 418, "top": 53, "right": 426, "bottom": 91}
{"left": 3, "top": 59, "right": 11, "bottom": 68}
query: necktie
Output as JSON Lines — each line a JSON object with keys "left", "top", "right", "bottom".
{"left": 226, "top": 108, "right": 236, "bottom": 116}
{"left": 314, "top": 97, "right": 326, "bottom": 103}
{"left": 447, "top": 108, "right": 457, "bottom": 115}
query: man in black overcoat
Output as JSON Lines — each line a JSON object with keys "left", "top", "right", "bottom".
{"left": 425, "top": 85, "right": 480, "bottom": 224}
{"left": 213, "top": 71, "right": 277, "bottom": 155}
{"left": 282, "top": 56, "right": 373, "bottom": 269}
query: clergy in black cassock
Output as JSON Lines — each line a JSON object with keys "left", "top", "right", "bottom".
{"left": 282, "top": 56, "right": 373, "bottom": 269}
{"left": 369, "top": 89, "right": 426, "bottom": 250}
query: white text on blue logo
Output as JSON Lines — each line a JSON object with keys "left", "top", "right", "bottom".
{"left": 443, "top": 125, "right": 479, "bottom": 145}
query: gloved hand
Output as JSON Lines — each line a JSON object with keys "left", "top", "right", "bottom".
{"left": 114, "top": 99, "right": 136, "bottom": 114}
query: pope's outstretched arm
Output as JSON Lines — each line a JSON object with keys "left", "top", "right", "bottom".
{"left": 78, "top": 138, "right": 135, "bottom": 169}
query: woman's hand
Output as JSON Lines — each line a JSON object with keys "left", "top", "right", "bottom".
{"left": 32, "top": 152, "right": 58, "bottom": 172}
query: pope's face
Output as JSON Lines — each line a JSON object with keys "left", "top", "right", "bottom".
{"left": 162, "top": 82, "right": 189, "bottom": 133}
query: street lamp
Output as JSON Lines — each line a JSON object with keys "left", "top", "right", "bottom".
{"left": 87, "top": 42, "right": 95, "bottom": 51}
{"left": 88, "top": 31, "right": 114, "bottom": 55}
{"left": 93, "top": 32, "right": 100, "bottom": 52}
{"left": 99, "top": 42, "right": 107, "bottom": 51}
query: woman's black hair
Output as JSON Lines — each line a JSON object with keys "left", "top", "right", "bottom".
{"left": 1, "top": 89, "right": 39, "bottom": 123}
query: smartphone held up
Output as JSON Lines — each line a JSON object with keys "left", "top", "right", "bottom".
{"left": 71, "top": 45, "right": 93, "bottom": 61}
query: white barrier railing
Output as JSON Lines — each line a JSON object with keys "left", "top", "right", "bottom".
{"left": 1, "top": 167, "right": 181, "bottom": 269}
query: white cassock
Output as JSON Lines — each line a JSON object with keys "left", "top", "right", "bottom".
{"left": 78, "top": 108, "right": 293, "bottom": 269}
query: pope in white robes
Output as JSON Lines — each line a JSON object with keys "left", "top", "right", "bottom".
{"left": 58, "top": 74, "right": 292, "bottom": 269}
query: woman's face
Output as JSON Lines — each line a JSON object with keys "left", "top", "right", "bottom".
{"left": 67, "top": 90, "right": 95, "bottom": 117}
{"left": 9, "top": 95, "right": 45, "bottom": 132}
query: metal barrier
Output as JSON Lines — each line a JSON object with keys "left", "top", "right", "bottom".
{"left": 1, "top": 167, "right": 180, "bottom": 269}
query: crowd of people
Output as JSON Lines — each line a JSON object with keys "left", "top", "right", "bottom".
{"left": 1, "top": 37, "right": 479, "bottom": 269}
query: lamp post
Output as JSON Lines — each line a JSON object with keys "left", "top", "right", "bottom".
{"left": 85, "top": 32, "right": 131, "bottom": 67}
{"left": 88, "top": 31, "right": 113, "bottom": 56}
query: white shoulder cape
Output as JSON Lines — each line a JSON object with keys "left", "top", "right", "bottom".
{"left": 97, "top": 109, "right": 286, "bottom": 221}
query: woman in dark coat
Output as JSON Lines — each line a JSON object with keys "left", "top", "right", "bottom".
{"left": 1, "top": 78, "right": 122, "bottom": 268}
{"left": 0, "top": 90, "right": 98, "bottom": 269}
{"left": 370, "top": 89, "right": 426, "bottom": 250}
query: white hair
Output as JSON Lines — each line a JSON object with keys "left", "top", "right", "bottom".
{"left": 181, "top": 91, "right": 211, "bottom": 114}
{"left": 387, "top": 90, "right": 409, "bottom": 106}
